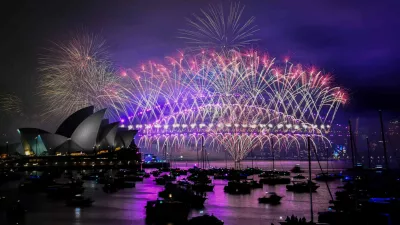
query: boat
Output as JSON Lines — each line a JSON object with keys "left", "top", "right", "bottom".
{"left": 136, "top": 170, "right": 146, "bottom": 176}
{"left": 114, "top": 179, "right": 136, "bottom": 188}
{"left": 259, "top": 174, "right": 291, "bottom": 185}
{"left": 178, "top": 170, "right": 188, "bottom": 175}
{"left": 115, "top": 169, "right": 144, "bottom": 181}
{"left": 226, "top": 172, "right": 248, "bottom": 180}
{"left": 243, "top": 167, "right": 264, "bottom": 175}
{"left": 81, "top": 172, "right": 103, "bottom": 181}
{"left": 145, "top": 199, "right": 189, "bottom": 224}
{"left": 247, "top": 180, "right": 263, "bottom": 189}
{"left": 293, "top": 174, "right": 306, "bottom": 180}
{"left": 121, "top": 175, "right": 143, "bottom": 182}
{"left": 259, "top": 171, "right": 275, "bottom": 178}
{"left": 96, "top": 176, "right": 112, "bottom": 184}
{"left": 66, "top": 194, "right": 94, "bottom": 207}
{"left": 224, "top": 181, "right": 251, "bottom": 194}
{"left": 151, "top": 170, "right": 161, "bottom": 177}
{"left": 46, "top": 184, "right": 84, "bottom": 199}
{"left": 192, "top": 182, "right": 215, "bottom": 192}
{"left": 103, "top": 183, "right": 118, "bottom": 193}
{"left": 276, "top": 171, "right": 291, "bottom": 176}
{"left": 314, "top": 173, "right": 336, "bottom": 181}
{"left": 286, "top": 181, "right": 320, "bottom": 192}
{"left": 170, "top": 168, "right": 188, "bottom": 176}
{"left": 159, "top": 167, "right": 170, "bottom": 172}
{"left": 159, "top": 183, "right": 207, "bottom": 208}
{"left": 213, "top": 173, "right": 228, "bottom": 179}
{"left": 212, "top": 170, "right": 248, "bottom": 180}
{"left": 188, "top": 173, "right": 211, "bottom": 183}
{"left": 188, "top": 167, "right": 200, "bottom": 173}
{"left": 333, "top": 173, "right": 343, "bottom": 179}
{"left": 177, "top": 179, "right": 192, "bottom": 187}
{"left": 155, "top": 174, "right": 175, "bottom": 185}
{"left": 258, "top": 192, "right": 283, "bottom": 204}
{"left": 291, "top": 164, "right": 304, "bottom": 173}
{"left": 188, "top": 214, "right": 224, "bottom": 225}
{"left": 155, "top": 177, "right": 167, "bottom": 185}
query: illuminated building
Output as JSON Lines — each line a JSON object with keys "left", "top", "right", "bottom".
{"left": 17, "top": 106, "right": 137, "bottom": 155}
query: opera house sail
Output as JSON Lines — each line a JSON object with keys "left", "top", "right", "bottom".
{"left": 17, "top": 106, "right": 137, "bottom": 156}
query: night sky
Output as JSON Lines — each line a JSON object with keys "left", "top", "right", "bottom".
{"left": 1, "top": 0, "right": 400, "bottom": 136}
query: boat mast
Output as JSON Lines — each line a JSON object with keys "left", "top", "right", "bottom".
{"left": 162, "top": 143, "right": 166, "bottom": 168}
{"left": 366, "top": 137, "right": 371, "bottom": 168}
{"left": 201, "top": 135, "right": 205, "bottom": 169}
{"left": 312, "top": 143, "right": 334, "bottom": 201}
{"left": 251, "top": 150, "right": 254, "bottom": 169}
{"left": 379, "top": 110, "right": 389, "bottom": 169}
{"left": 307, "top": 136, "right": 314, "bottom": 223}
{"left": 271, "top": 138, "right": 275, "bottom": 171}
{"left": 170, "top": 143, "right": 173, "bottom": 168}
{"left": 196, "top": 147, "right": 199, "bottom": 168}
{"left": 326, "top": 147, "right": 329, "bottom": 174}
{"left": 225, "top": 149, "right": 228, "bottom": 168}
{"left": 348, "top": 120, "right": 355, "bottom": 168}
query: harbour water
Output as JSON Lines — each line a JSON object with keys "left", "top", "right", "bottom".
{"left": 1, "top": 160, "right": 349, "bottom": 225}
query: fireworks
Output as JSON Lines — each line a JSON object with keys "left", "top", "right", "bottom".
{"left": 35, "top": 7, "right": 347, "bottom": 165}
{"left": 38, "top": 33, "right": 126, "bottom": 120}
{"left": 0, "top": 93, "right": 24, "bottom": 116}
{"left": 117, "top": 50, "right": 346, "bottom": 163}
{"left": 179, "top": 2, "right": 259, "bottom": 51}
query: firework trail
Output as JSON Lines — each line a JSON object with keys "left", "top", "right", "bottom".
{"left": 116, "top": 50, "right": 347, "bottom": 163}
{"left": 38, "top": 33, "right": 127, "bottom": 120}
{"left": 179, "top": 2, "right": 259, "bottom": 52}
{"left": 0, "top": 93, "right": 24, "bottom": 116}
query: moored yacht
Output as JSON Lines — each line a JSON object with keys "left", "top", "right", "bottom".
{"left": 286, "top": 181, "right": 320, "bottom": 192}
{"left": 258, "top": 192, "right": 283, "bottom": 204}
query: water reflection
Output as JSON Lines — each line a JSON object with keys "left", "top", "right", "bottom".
{"left": 14, "top": 161, "right": 346, "bottom": 225}
{"left": 74, "top": 207, "right": 81, "bottom": 219}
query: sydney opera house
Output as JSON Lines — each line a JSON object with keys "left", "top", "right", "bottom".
{"left": 17, "top": 106, "right": 137, "bottom": 156}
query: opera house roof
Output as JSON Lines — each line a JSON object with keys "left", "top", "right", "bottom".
{"left": 17, "top": 106, "right": 137, "bottom": 155}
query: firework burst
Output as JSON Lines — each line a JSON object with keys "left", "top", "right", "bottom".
{"left": 0, "top": 93, "right": 24, "bottom": 116}
{"left": 116, "top": 50, "right": 346, "bottom": 164}
{"left": 179, "top": 2, "right": 259, "bottom": 52}
{"left": 38, "top": 33, "right": 126, "bottom": 120}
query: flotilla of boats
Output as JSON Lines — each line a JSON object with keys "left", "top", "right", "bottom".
{"left": 142, "top": 164, "right": 326, "bottom": 224}
{"left": 2, "top": 158, "right": 398, "bottom": 225}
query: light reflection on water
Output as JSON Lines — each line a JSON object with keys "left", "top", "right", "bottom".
{"left": 17, "top": 161, "right": 346, "bottom": 225}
